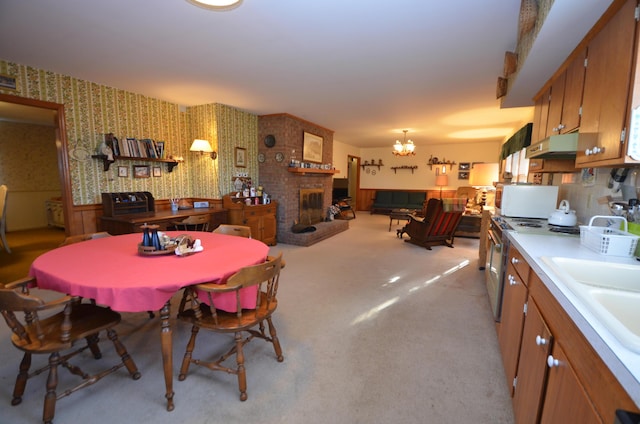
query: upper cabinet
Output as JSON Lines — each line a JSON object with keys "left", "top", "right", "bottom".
{"left": 558, "top": 48, "right": 586, "bottom": 135}
{"left": 532, "top": 49, "right": 586, "bottom": 144}
{"left": 532, "top": 87, "right": 551, "bottom": 144}
{"left": 577, "top": 0, "right": 638, "bottom": 167}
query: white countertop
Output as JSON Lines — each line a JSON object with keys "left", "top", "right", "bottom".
{"left": 506, "top": 231, "right": 640, "bottom": 407}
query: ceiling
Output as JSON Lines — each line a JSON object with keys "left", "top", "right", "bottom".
{"left": 0, "top": 0, "right": 613, "bottom": 148}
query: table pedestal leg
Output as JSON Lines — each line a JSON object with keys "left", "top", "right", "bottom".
{"left": 160, "top": 301, "right": 174, "bottom": 411}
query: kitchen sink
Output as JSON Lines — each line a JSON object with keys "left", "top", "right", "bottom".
{"left": 541, "top": 257, "right": 640, "bottom": 353}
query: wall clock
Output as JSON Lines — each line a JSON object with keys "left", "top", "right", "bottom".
{"left": 264, "top": 134, "right": 276, "bottom": 148}
{"left": 275, "top": 152, "right": 285, "bottom": 162}
{"left": 257, "top": 153, "right": 266, "bottom": 163}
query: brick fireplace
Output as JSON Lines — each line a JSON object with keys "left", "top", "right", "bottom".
{"left": 257, "top": 113, "right": 349, "bottom": 246}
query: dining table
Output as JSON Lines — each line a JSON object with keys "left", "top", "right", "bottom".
{"left": 29, "top": 231, "right": 270, "bottom": 412}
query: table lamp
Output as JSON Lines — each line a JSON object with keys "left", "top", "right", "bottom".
{"left": 469, "top": 163, "right": 499, "bottom": 206}
{"left": 435, "top": 174, "right": 449, "bottom": 199}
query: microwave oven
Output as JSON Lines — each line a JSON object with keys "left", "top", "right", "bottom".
{"left": 495, "top": 185, "right": 559, "bottom": 218}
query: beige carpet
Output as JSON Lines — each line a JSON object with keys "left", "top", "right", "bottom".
{"left": 0, "top": 214, "right": 514, "bottom": 423}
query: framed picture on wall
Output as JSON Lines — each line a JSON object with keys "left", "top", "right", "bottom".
{"left": 118, "top": 166, "right": 128, "bottom": 178}
{"left": 303, "top": 132, "right": 323, "bottom": 163}
{"left": 458, "top": 171, "right": 469, "bottom": 180}
{"left": 235, "top": 147, "right": 247, "bottom": 167}
{"left": 459, "top": 162, "right": 470, "bottom": 171}
{"left": 0, "top": 74, "right": 17, "bottom": 91}
{"left": 133, "top": 165, "right": 150, "bottom": 178}
{"left": 153, "top": 166, "right": 162, "bottom": 177}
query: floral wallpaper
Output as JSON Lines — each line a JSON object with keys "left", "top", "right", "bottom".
{"left": 0, "top": 60, "right": 258, "bottom": 205}
{"left": 0, "top": 121, "right": 58, "bottom": 191}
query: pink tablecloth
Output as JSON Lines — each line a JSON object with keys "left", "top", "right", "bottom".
{"left": 30, "top": 232, "right": 269, "bottom": 313}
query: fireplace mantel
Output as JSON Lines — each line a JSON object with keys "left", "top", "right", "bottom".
{"left": 287, "top": 168, "right": 340, "bottom": 175}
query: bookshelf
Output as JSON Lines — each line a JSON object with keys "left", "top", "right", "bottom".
{"left": 92, "top": 154, "right": 180, "bottom": 172}
{"left": 93, "top": 133, "right": 180, "bottom": 172}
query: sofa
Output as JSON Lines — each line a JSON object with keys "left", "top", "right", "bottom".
{"left": 370, "top": 190, "right": 426, "bottom": 214}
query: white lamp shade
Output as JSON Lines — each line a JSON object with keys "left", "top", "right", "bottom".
{"left": 190, "top": 139, "right": 214, "bottom": 153}
{"left": 469, "top": 163, "right": 499, "bottom": 187}
{"left": 435, "top": 174, "right": 449, "bottom": 187}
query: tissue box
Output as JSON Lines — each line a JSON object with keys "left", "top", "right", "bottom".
{"left": 193, "top": 201, "right": 209, "bottom": 208}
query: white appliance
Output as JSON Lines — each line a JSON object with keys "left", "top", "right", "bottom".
{"left": 495, "top": 185, "right": 559, "bottom": 218}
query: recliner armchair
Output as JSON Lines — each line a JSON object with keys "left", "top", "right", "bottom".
{"left": 400, "top": 199, "right": 464, "bottom": 250}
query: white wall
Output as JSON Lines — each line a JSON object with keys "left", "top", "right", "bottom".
{"left": 358, "top": 141, "right": 501, "bottom": 189}
{"left": 332, "top": 140, "right": 361, "bottom": 180}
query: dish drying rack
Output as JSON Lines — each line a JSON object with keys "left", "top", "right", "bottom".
{"left": 579, "top": 216, "right": 639, "bottom": 257}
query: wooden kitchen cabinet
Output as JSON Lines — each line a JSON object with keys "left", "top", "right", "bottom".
{"left": 223, "top": 195, "right": 277, "bottom": 245}
{"left": 532, "top": 87, "right": 551, "bottom": 144}
{"left": 577, "top": 0, "right": 638, "bottom": 167}
{"left": 541, "top": 342, "right": 602, "bottom": 424}
{"left": 528, "top": 158, "right": 577, "bottom": 173}
{"left": 533, "top": 48, "right": 586, "bottom": 145}
{"left": 545, "top": 72, "right": 566, "bottom": 137}
{"left": 512, "top": 299, "right": 553, "bottom": 424}
{"left": 560, "top": 48, "right": 586, "bottom": 135}
{"left": 497, "top": 256, "right": 640, "bottom": 423}
{"left": 498, "top": 246, "right": 530, "bottom": 396}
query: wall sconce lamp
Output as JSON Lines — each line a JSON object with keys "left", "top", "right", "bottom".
{"left": 189, "top": 139, "right": 217, "bottom": 159}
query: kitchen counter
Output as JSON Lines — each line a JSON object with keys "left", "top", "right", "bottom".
{"left": 507, "top": 231, "right": 640, "bottom": 407}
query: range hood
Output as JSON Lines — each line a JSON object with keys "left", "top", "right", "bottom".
{"left": 525, "top": 133, "right": 579, "bottom": 159}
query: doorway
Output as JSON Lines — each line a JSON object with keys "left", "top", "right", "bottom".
{"left": 0, "top": 93, "right": 72, "bottom": 235}
{"left": 347, "top": 155, "right": 360, "bottom": 210}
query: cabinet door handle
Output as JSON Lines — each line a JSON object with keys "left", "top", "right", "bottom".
{"left": 536, "top": 335, "right": 547, "bottom": 346}
{"left": 511, "top": 257, "right": 520, "bottom": 264}
{"left": 547, "top": 355, "right": 560, "bottom": 368}
{"left": 508, "top": 274, "right": 517, "bottom": 285}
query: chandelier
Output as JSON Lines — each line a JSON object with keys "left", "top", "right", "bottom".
{"left": 392, "top": 130, "right": 415, "bottom": 156}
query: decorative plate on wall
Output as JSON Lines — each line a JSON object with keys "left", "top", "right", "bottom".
{"left": 258, "top": 153, "right": 266, "bottom": 163}
{"left": 264, "top": 135, "right": 276, "bottom": 148}
{"left": 275, "top": 152, "right": 285, "bottom": 162}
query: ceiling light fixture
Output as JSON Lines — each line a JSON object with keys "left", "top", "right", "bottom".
{"left": 392, "top": 130, "right": 416, "bottom": 156}
{"left": 185, "top": 0, "right": 242, "bottom": 11}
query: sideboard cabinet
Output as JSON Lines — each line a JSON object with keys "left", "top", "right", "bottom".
{"left": 222, "top": 195, "right": 277, "bottom": 245}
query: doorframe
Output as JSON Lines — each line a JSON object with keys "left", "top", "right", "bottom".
{"left": 0, "top": 93, "right": 74, "bottom": 236}
{"left": 347, "top": 155, "right": 360, "bottom": 210}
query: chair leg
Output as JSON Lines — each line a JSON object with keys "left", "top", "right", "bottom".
{"left": 179, "top": 325, "right": 200, "bottom": 381}
{"left": 234, "top": 332, "right": 247, "bottom": 401}
{"left": 12, "top": 352, "right": 31, "bottom": 406}
{"left": 85, "top": 333, "right": 102, "bottom": 359}
{"left": 107, "top": 328, "right": 141, "bottom": 380}
{"left": 0, "top": 221, "right": 11, "bottom": 253}
{"left": 266, "top": 317, "right": 284, "bottom": 362}
{"left": 43, "top": 352, "right": 60, "bottom": 424}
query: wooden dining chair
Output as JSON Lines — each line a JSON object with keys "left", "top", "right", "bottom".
{"left": 177, "top": 253, "right": 285, "bottom": 401}
{"left": 212, "top": 224, "right": 252, "bottom": 238}
{"left": 0, "top": 277, "right": 140, "bottom": 424}
{"left": 1, "top": 184, "right": 11, "bottom": 253}
{"left": 60, "top": 231, "right": 111, "bottom": 246}
{"left": 170, "top": 214, "right": 210, "bottom": 232}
